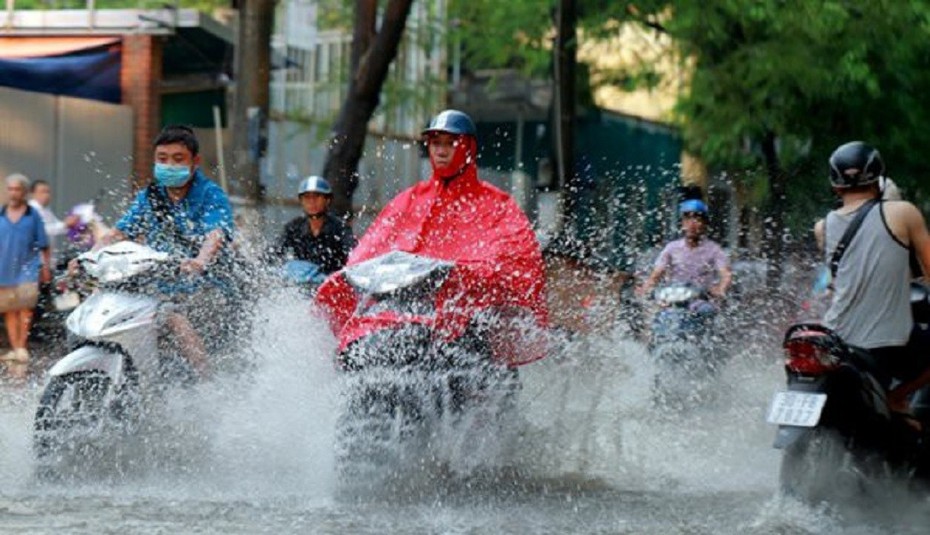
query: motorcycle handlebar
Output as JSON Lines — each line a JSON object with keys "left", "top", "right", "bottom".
{"left": 69, "top": 254, "right": 190, "bottom": 285}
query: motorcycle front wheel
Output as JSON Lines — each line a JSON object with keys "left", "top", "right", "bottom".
{"left": 33, "top": 370, "right": 134, "bottom": 480}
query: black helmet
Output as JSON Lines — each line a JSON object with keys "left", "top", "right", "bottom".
{"left": 421, "top": 109, "right": 477, "bottom": 138}
{"left": 828, "top": 141, "right": 884, "bottom": 188}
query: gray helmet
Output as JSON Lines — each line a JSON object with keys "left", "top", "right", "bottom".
{"left": 297, "top": 175, "right": 332, "bottom": 196}
{"left": 828, "top": 141, "right": 884, "bottom": 188}
{"left": 421, "top": 109, "right": 477, "bottom": 138}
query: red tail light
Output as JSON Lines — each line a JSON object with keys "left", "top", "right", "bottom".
{"left": 784, "top": 337, "right": 840, "bottom": 374}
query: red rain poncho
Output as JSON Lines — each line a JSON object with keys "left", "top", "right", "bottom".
{"left": 316, "top": 165, "right": 548, "bottom": 367}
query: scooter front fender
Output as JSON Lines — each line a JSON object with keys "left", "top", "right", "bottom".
{"left": 48, "top": 345, "right": 125, "bottom": 383}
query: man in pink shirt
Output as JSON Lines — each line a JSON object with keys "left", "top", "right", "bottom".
{"left": 637, "top": 199, "right": 732, "bottom": 301}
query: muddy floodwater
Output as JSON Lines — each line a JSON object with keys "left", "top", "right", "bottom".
{"left": 2, "top": 290, "right": 929, "bottom": 534}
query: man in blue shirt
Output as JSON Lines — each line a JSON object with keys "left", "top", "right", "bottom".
{"left": 0, "top": 173, "right": 51, "bottom": 366}
{"left": 103, "top": 125, "right": 235, "bottom": 377}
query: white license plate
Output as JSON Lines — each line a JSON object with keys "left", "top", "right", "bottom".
{"left": 766, "top": 391, "right": 827, "bottom": 427}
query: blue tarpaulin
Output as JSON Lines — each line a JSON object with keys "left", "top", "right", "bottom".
{"left": 0, "top": 46, "right": 121, "bottom": 103}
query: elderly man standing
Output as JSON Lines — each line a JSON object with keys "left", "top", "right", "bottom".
{"left": 0, "top": 173, "right": 51, "bottom": 364}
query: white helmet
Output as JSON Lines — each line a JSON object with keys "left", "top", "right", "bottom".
{"left": 297, "top": 175, "right": 332, "bottom": 196}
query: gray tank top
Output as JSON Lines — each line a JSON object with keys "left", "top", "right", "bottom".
{"left": 823, "top": 202, "right": 912, "bottom": 348}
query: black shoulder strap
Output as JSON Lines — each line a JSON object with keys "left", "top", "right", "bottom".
{"left": 146, "top": 183, "right": 171, "bottom": 223}
{"left": 146, "top": 184, "right": 198, "bottom": 250}
{"left": 830, "top": 198, "right": 879, "bottom": 280}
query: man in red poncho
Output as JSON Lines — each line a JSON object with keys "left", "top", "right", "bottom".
{"left": 315, "top": 109, "right": 548, "bottom": 367}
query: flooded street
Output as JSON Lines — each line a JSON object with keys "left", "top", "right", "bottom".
{"left": 0, "top": 289, "right": 928, "bottom": 534}
{"left": 0, "top": 0, "right": 923, "bottom": 529}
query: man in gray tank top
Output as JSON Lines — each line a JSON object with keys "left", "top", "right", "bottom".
{"left": 814, "top": 141, "right": 930, "bottom": 414}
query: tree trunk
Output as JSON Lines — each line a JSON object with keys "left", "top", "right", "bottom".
{"left": 761, "top": 130, "right": 785, "bottom": 289}
{"left": 322, "top": 0, "right": 414, "bottom": 218}
{"left": 554, "top": 0, "right": 578, "bottom": 222}
{"left": 230, "top": 0, "right": 275, "bottom": 201}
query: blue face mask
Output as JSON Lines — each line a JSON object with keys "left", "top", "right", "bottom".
{"left": 153, "top": 163, "right": 192, "bottom": 188}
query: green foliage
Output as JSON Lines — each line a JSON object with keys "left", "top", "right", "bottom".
{"left": 452, "top": 0, "right": 930, "bottom": 234}
{"left": 643, "top": 0, "right": 930, "bottom": 232}
{"left": 448, "top": 0, "right": 553, "bottom": 74}
{"left": 312, "top": 0, "right": 353, "bottom": 30}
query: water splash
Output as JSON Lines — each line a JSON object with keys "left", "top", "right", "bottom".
{"left": 0, "top": 257, "right": 917, "bottom": 533}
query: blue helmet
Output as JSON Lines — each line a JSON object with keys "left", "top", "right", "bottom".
{"left": 297, "top": 175, "right": 332, "bottom": 196}
{"left": 422, "top": 109, "right": 477, "bottom": 138}
{"left": 679, "top": 198, "right": 709, "bottom": 218}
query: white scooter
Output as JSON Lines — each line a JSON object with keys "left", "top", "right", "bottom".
{"left": 33, "top": 241, "right": 201, "bottom": 475}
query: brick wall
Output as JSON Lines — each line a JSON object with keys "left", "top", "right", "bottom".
{"left": 120, "top": 35, "right": 163, "bottom": 190}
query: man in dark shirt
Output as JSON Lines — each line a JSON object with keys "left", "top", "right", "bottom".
{"left": 273, "top": 176, "right": 356, "bottom": 275}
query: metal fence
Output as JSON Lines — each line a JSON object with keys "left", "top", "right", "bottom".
{"left": 0, "top": 86, "right": 133, "bottom": 221}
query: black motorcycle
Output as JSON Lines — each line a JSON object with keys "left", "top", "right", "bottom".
{"left": 768, "top": 283, "right": 930, "bottom": 502}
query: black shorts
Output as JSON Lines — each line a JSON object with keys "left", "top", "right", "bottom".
{"left": 871, "top": 324, "right": 930, "bottom": 388}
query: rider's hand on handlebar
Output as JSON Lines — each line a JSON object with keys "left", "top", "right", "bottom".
{"left": 708, "top": 286, "right": 726, "bottom": 299}
{"left": 180, "top": 257, "right": 207, "bottom": 275}
{"left": 67, "top": 258, "right": 81, "bottom": 277}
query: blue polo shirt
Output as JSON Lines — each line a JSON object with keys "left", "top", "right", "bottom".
{"left": 115, "top": 170, "right": 234, "bottom": 294}
{"left": 0, "top": 205, "right": 49, "bottom": 287}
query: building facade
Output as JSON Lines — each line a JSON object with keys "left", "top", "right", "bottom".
{"left": 265, "top": 0, "right": 447, "bottom": 227}
{"left": 0, "top": 4, "right": 233, "bottom": 215}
